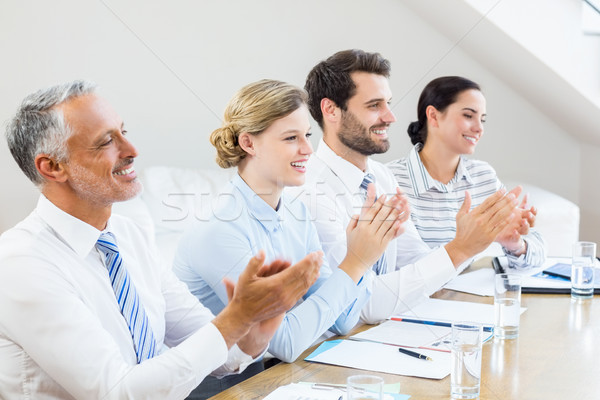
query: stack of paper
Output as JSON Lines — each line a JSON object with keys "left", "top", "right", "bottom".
{"left": 444, "top": 268, "right": 495, "bottom": 296}
{"left": 351, "top": 320, "right": 452, "bottom": 351}
{"left": 305, "top": 339, "right": 451, "bottom": 379}
{"left": 444, "top": 257, "right": 600, "bottom": 295}
{"left": 392, "top": 298, "right": 506, "bottom": 327}
{"left": 263, "top": 383, "right": 343, "bottom": 400}
{"left": 305, "top": 298, "right": 527, "bottom": 379}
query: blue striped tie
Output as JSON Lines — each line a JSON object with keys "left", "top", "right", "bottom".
{"left": 360, "top": 173, "right": 388, "bottom": 275}
{"left": 96, "top": 232, "right": 158, "bottom": 363}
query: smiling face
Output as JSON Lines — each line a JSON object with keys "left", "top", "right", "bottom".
{"left": 247, "top": 105, "right": 313, "bottom": 191}
{"left": 432, "top": 89, "right": 487, "bottom": 155}
{"left": 59, "top": 94, "right": 141, "bottom": 209}
{"left": 337, "top": 71, "right": 396, "bottom": 156}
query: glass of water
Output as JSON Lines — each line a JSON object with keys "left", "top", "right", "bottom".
{"left": 451, "top": 322, "right": 483, "bottom": 399}
{"left": 347, "top": 375, "right": 383, "bottom": 400}
{"left": 494, "top": 273, "right": 522, "bottom": 339}
{"left": 571, "top": 241, "right": 597, "bottom": 300}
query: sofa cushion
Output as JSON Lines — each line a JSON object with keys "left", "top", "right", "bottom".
{"left": 140, "top": 166, "right": 236, "bottom": 234}
{"left": 115, "top": 168, "right": 580, "bottom": 267}
{"left": 133, "top": 166, "right": 236, "bottom": 267}
{"left": 504, "top": 181, "right": 579, "bottom": 257}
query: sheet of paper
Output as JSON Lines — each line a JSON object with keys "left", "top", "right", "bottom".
{"left": 263, "top": 383, "right": 409, "bottom": 400}
{"left": 511, "top": 257, "right": 600, "bottom": 290}
{"left": 521, "top": 271, "right": 572, "bottom": 289}
{"left": 263, "top": 383, "right": 344, "bottom": 400}
{"left": 351, "top": 320, "right": 451, "bottom": 349}
{"left": 305, "top": 339, "right": 451, "bottom": 380}
{"left": 444, "top": 268, "right": 496, "bottom": 296}
{"left": 297, "top": 382, "right": 403, "bottom": 397}
{"left": 444, "top": 256, "right": 600, "bottom": 294}
{"left": 392, "top": 298, "right": 525, "bottom": 327}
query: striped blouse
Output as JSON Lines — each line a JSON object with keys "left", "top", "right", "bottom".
{"left": 387, "top": 144, "right": 545, "bottom": 268}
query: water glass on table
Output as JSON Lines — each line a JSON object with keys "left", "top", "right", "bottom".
{"left": 346, "top": 375, "right": 383, "bottom": 400}
{"left": 451, "top": 322, "right": 483, "bottom": 399}
{"left": 571, "top": 241, "right": 597, "bottom": 300}
{"left": 494, "top": 273, "right": 521, "bottom": 339}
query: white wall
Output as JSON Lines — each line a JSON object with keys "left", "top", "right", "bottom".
{"left": 0, "top": 0, "right": 581, "bottom": 234}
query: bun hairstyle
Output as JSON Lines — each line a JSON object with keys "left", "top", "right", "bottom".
{"left": 408, "top": 76, "right": 481, "bottom": 146}
{"left": 406, "top": 120, "right": 425, "bottom": 146}
{"left": 210, "top": 79, "right": 308, "bottom": 168}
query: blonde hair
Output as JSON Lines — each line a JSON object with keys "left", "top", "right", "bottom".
{"left": 210, "top": 79, "right": 308, "bottom": 168}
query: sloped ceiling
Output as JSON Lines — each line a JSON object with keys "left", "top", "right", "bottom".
{"left": 403, "top": 0, "right": 600, "bottom": 146}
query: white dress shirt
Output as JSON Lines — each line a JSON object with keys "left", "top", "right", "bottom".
{"left": 0, "top": 195, "right": 254, "bottom": 400}
{"left": 288, "top": 139, "right": 456, "bottom": 324}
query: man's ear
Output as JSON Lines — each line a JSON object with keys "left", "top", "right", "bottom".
{"left": 35, "top": 154, "right": 68, "bottom": 183}
{"left": 237, "top": 132, "right": 256, "bottom": 156}
{"left": 426, "top": 105, "right": 440, "bottom": 128}
{"left": 321, "top": 98, "right": 340, "bottom": 124}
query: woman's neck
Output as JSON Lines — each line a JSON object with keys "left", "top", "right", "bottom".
{"left": 419, "top": 141, "right": 461, "bottom": 185}
{"left": 237, "top": 164, "right": 283, "bottom": 210}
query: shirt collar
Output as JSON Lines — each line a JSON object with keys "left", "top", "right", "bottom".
{"left": 315, "top": 138, "right": 371, "bottom": 193}
{"left": 455, "top": 156, "right": 473, "bottom": 185}
{"left": 407, "top": 143, "right": 473, "bottom": 194}
{"left": 36, "top": 194, "right": 103, "bottom": 258}
{"left": 231, "top": 173, "right": 282, "bottom": 233}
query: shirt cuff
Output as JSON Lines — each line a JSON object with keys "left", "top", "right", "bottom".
{"left": 212, "top": 343, "right": 266, "bottom": 378}
{"left": 415, "top": 247, "right": 457, "bottom": 294}
{"left": 502, "top": 238, "right": 527, "bottom": 257}
{"left": 173, "top": 322, "right": 228, "bottom": 383}
{"left": 504, "top": 237, "right": 529, "bottom": 268}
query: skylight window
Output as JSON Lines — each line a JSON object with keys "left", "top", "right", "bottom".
{"left": 583, "top": 0, "right": 600, "bottom": 35}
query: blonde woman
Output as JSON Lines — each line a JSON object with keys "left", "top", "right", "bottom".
{"left": 174, "top": 80, "right": 407, "bottom": 371}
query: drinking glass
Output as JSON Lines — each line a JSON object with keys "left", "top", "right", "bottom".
{"left": 347, "top": 374, "right": 383, "bottom": 400}
{"left": 451, "top": 322, "right": 483, "bottom": 399}
{"left": 494, "top": 273, "right": 521, "bottom": 339}
{"left": 571, "top": 241, "right": 597, "bottom": 299}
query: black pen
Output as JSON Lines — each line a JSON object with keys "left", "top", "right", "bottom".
{"left": 398, "top": 347, "right": 433, "bottom": 361}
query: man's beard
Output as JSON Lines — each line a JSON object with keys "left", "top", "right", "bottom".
{"left": 67, "top": 160, "right": 141, "bottom": 207}
{"left": 338, "top": 109, "right": 390, "bottom": 156}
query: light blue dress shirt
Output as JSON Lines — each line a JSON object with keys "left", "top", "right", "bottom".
{"left": 173, "top": 174, "right": 370, "bottom": 362}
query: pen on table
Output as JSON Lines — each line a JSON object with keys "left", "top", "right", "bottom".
{"left": 311, "top": 383, "right": 346, "bottom": 391}
{"left": 391, "top": 317, "right": 493, "bottom": 332}
{"left": 398, "top": 347, "right": 433, "bottom": 361}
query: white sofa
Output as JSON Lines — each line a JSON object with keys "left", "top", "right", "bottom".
{"left": 113, "top": 166, "right": 237, "bottom": 268}
{"left": 113, "top": 167, "right": 581, "bottom": 269}
{"left": 503, "top": 180, "right": 580, "bottom": 257}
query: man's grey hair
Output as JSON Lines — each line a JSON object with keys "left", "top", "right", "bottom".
{"left": 5, "top": 80, "right": 97, "bottom": 186}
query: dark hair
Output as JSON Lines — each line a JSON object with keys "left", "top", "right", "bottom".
{"left": 305, "top": 49, "right": 391, "bottom": 128}
{"left": 408, "top": 76, "right": 481, "bottom": 145}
